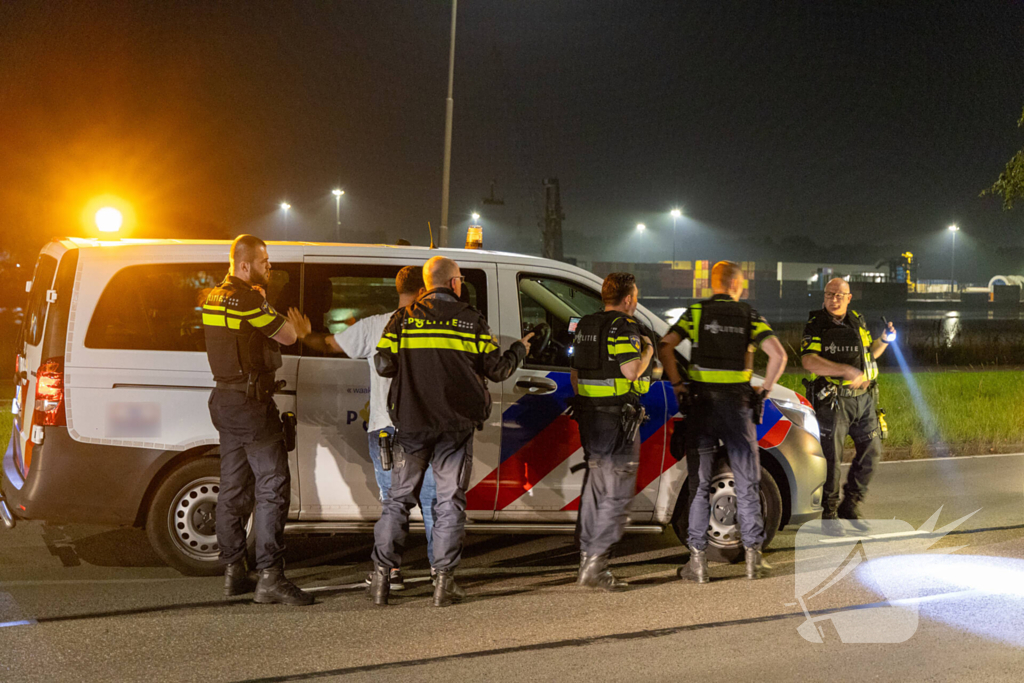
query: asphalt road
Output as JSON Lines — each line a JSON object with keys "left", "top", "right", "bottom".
{"left": 1, "top": 453, "right": 1022, "bottom": 683}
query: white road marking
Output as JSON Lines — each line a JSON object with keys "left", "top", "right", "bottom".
{"left": 876, "top": 452, "right": 1024, "bottom": 465}
{"left": 0, "top": 619, "right": 36, "bottom": 628}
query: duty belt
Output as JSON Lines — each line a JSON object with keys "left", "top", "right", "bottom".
{"left": 215, "top": 382, "right": 248, "bottom": 392}
{"left": 834, "top": 384, "right": 872, "bottom": 398}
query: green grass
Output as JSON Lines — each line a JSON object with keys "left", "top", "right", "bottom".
{"left": 778, "top": 370, "right": 1024, "bottom": 458}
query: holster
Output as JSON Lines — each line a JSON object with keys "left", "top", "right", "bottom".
{"left": 620, "top": 403, "right": 647, "bottom": 446}
{"left": 750, "top": 386, "right": 765, "bottom": 425}
{"left": 246, "top": 373, "right": 282, "bottom": 403}
{"left": 378, "top": 430, "right": 394, "bottom": 471}
{"left": 281, "top": 411, "right": 297, "bottom": 452}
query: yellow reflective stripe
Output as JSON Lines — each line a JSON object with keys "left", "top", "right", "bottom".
{"left": 691, "top": 305, "right": 702, "bottom": 341}
{"left": 578, "top": 377, "right": 635, "bottom": 397}
{"left": 249, "top": 313, "right": 277, "bottom": 328}
{"left": 403, "top": 327, "right": 478, "bottom": 339}
{"left": 578, "top": 383, "right": 616, "bottom": 397}
{"left": 752, "top": 321, "right": 773, "bottom": 338}
{"left": 690, "top": 367, "right": 752, "bottom": 383}
{"left": 632, "top": 379, "right": 651, "bottom": 394}
{"left": 203, "top": 305, "right": 226, "bottom": 312}
{"left": 226, "top": 308, "right": 262, "bottom": 317}
{"left": 399, "top": 337, "right": 479, "bottom": 353}
{"left": 608, "top": 343, "right": 638, "bottom": 355}
{"left": 480, "top": 341, "right": 498, "bottom": 353}
{"left": 203, "top": 313, "right": 226, "bottom": 327}
{"left": 377, "top": 336, "right": 398, "bottom": 352}
{"left": 227, "top": 317, "right": 241, "bottom": 330}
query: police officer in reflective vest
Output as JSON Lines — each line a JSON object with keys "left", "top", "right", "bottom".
{"left": 202, "top": 235, "right": 313, "bottom": 606}
{"left": 570, "top": 272, "right": 654, "bottom": 591}
{"left": 659, "top": 261, "right": 787, "bottom": 582}
{"left": 369, "top": 256, "right": 533, "bottom": 607}
{"left": 800, "top": 277, "right": 896, "bottom": 537}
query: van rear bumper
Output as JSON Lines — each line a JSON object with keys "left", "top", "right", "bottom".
{"left": 2, "top": 425, "right": 183, "bottom": 527}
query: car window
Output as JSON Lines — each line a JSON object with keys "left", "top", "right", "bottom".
{"left": 84, "top": 263, "right": 300, "bottom": 354}
{"left": 302, "top": 263, "right": 488, "bottom": 355}
{"left": 517, "top": 274, "right": 603, "bottom": 369}
{"left": 22, "top": 254, "right": 58, "bottom": 347}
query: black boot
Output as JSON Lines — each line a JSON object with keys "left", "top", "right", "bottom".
{"left": 368, "top": 564, "right": 390, "bottom": 607}
{"left": 253, "top": 564, "right": 315, "bottom": 606}
{"left": 433, "top": 569, "right": 466, "bottom": 607}
{"left": 576, "top": 554, "right": 628, "bottom": 592}
{"left": 820, "top": 517, "right": 847, "bottom": 537}
{"left": 677, "top": 546, "right": 710, "bottom": 584}
{"left": 223, "top": 559, "right": 256, "bottom": 597}
{"left": 578, "top": 551, "right": 588, "bottom": 576}
{"left": 838, "top": 496, "right": 870, "bottom": 531}
{"left": 745, "top": 545, "right": 772, "bottom": 580}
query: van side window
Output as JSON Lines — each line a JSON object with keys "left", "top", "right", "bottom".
{"left": 517, "top": 275, "right": 603, "bottom": 369}
{"left": 23, "top": 254, "right": 58, "bottom": 347}
{"left": 302, "top": 264, "right": 488, "bottom": 356}
{"left": 85, "top": 263, "right": 301, "bottom": 354}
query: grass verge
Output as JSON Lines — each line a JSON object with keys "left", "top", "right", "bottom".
{"left": 778, "top": 370, "right": 1024, "bottom": 459}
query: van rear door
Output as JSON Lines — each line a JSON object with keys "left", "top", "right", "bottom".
{"left": 8, "top": 241, "right": 72, "bottom": 484}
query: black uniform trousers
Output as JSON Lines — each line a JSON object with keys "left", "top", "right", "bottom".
{"left": 575, "top": 408, "right": 640, "bottom": 558}
{"left": 686, "top": 385, "right": 765, "bottom": 550}
{"left": 208, "top": 388, "right": 289, "bottom": 570}
{"left": 371, "top": 428, "right": 474, "bottom": 572}
{"left": 815, "top": 390, "right": 881, "bottom": 516}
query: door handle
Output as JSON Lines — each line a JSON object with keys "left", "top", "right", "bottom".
{"left": 514, "top": 377, "right": 558, "bottom": 395}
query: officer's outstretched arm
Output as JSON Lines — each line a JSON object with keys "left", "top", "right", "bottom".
{"left": 476, "top": 322, "right": 528, "bottom": 382}
{"left": 271, "top": 320, "right": 297, "bottom": 346}
{"left": 620, "top": 338, "right": 655, "bottom": 382}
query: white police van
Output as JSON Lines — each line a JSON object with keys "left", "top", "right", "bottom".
{"left": 2, "top": 238, "right": 826, "bottom": 574}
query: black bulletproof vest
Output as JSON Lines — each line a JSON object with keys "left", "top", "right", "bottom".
{"left": 691, "top": 298, "right": 751, "bottom": 372}
{"left": 817, "top": 313, "right": 866, "bottom": 370}
{"left": 571, "top": 310, "right": 635, "bottom": 407}
{"left": 204, "top": 282, "right": 282, "bottom": 384}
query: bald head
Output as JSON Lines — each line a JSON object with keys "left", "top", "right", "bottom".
{"left": 825, "top": 277, "right": 850, "bottom": 294}
{"left": 424, "top": 256, "right": 461, "bottom": 290}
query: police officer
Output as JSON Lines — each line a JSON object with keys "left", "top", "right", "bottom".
{"left": 659, "top": 261, "right": 787, "bottom": 582}
{"left": 369, "top": 256, "right": 533, "bottom": 607}
{"left": 570, "top": 272, "right": 655, "bottom": 591}
{"left": 202, "top": 235, "right": 313, "bottom": 606}
{"left": 800, "top": 278, "right": 896, "bottom": 537}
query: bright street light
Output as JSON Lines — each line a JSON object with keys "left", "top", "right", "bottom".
{"left": 332, "top": 189, "right": 344, "bottom": 197}
{"left": 472, "top": 212, "right": 480, "bottom": 221}
{"left": 95, "top": 207, "right": 123, "bottom": 233}
{"left": 636, "top": 223, "right": 646, "bottom": 232}
{"left": 280, "top": 202, "right": 291, "bottom": 211}
{"left": 670, "top": 209, "right": 682, "bottom": 218}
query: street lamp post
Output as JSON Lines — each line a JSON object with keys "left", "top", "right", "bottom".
{"left": 948, "top": 224, "right": 960, "bottom": 298}
{"left": 635, "top": 223, "right": 646, "bottom": 262}
{"left": 439, "top": 0, "right": 458, "bottom": 248}
{"left": 670, "top": 209, "right": 682, "bottom": 266}
{"left": 332, "top": 189, "right": 344, "bottom": 242}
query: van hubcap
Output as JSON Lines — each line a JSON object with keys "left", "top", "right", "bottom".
{"left": 168, "top": 477, "right": 222, "bottom": 562}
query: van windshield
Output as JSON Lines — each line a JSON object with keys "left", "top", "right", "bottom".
{"left": 23, "top": 254, "right": 58, "bottom": 347}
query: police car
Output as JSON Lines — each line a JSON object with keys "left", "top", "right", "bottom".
{"left": 2, "top": 238, "right": 826, "bottom": 574}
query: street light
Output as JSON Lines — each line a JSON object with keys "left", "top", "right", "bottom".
{"left": 670, "top": 208, "right": 682, "bottom": 266}
{"left": 472, "top": 212, "right": 480, "bottom": 222}
{"left": 948, "top": 224, "right": 960, "bottom": 297}
{"left": 332, "top": 189, "right": 344, "bottom": 241}
{"left": 280, "top": 202, "right": 291, "bottom": 237}
{"left": 636, "top": 223, "right": 646, "bottom": 232}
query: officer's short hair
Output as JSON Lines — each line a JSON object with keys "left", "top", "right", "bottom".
{"left": 396, "top": 265, "right": 425, "bottom": 294}
{"left": 711, "top": 261, "right": 744, "bottom": 289}
{"left": 602, "top": 272, "right": 637, "bottom": 305}
{"left": 230, "top": 235, "right": 267, "bottom": 267}
{"left": 424, "top": 256, "right": 460, "bottom": 289}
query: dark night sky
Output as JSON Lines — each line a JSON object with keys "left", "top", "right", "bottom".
{"left": 2, "top": 1, "right": 1024, "bottom": 282}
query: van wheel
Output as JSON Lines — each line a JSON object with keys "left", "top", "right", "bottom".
{"left": 671, "top": 459, "right": 783, "bottom": 564}
{"left": 145, "top": 458, "right": 253, "bottom": 576}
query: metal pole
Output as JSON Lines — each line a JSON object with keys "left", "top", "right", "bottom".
{"left": 672, "top": 215, "right": 678, "bottom": 266}
{"left": 439, "top": 0, "right": 457, "bottom": 248}
{"left": 950, "top": 229, "right": 956, "bottom": 297}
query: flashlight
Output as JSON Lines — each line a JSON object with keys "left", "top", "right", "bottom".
{"left": 881, "top": 316, "right": 897, "bottom": 343}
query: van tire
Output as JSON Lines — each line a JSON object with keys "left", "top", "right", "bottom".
{"left": 145, "top": 458, "right": 254, "bottom": 576}
{"left": 670, "top": 458, "right": 783, "bottom": 564}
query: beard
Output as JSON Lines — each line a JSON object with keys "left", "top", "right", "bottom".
{"left": 250, "top": 267, "right": 270, "bottom": 287}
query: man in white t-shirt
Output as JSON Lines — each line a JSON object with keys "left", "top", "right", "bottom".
{"left": 287, "top": 266, "right": 435, "bottom": 590}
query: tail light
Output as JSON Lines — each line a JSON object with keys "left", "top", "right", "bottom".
{"left": 33, "top": 358, "right": 65, "bottom": 427}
